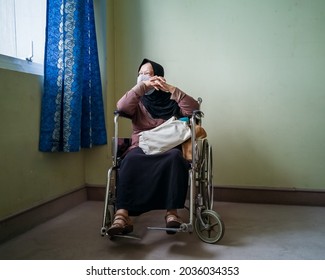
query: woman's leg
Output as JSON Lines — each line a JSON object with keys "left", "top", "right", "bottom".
{"left": 107, "top": 208, "right": 133, "bottom": 236}
{"left": 165, "top": 208, "right": 183, "bottom": 234}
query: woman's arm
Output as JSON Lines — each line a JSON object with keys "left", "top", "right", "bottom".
{"left": 149, "top": 76, "right": 200, "bottom": 116}
{"left": 118, "top": 76, "right": 199, "bottom": 117}
{"left": 117, "top": 82, "right": 147, "bottom": 116}
{"left": 170, "top": 87, "right": 200, "bottom": 116}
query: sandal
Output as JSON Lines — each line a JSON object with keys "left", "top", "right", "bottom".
{"left": 107, "top": 213, "right": 133, "bottom": 237}
{"left": 165, "top": 213, "right": 183, "bottom": 235}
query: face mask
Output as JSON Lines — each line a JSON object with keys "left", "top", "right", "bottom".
{"left": 137, "top": 74, "right": 155, "bottom": 95}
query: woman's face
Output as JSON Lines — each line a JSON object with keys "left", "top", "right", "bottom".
{"left": 138, "top": 63, "right": 154, "bottom": 76}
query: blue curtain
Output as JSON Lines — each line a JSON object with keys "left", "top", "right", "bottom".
{"left": 39, "top": 0, "right": 107, "bottom": 152}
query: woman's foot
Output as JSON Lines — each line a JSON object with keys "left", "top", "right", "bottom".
{"left": 107, "top": 211, "right": 133, "bottom": 237}
{"left": 165, "top": 211, "right": 183, "bottom": 235}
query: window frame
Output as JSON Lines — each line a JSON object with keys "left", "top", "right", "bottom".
{"left": 0, "top": 54, "right": 43, "bottom": 76}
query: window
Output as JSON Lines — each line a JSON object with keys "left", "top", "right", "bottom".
{"left": 0, "top": 0, "right": 46, "bottom": 73}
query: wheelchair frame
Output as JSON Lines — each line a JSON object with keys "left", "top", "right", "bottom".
{"left": 101, "top": 98, "right": 225, "bottom": 244}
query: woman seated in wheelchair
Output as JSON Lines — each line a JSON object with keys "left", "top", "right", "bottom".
{"left": 107, "top": 58, "right": 199, "bottom": 237}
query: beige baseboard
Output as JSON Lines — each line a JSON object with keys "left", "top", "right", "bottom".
{"left": 86, "top": 184, "right": 325, "bottom": 207}
{"left": 0, "top": 187, "right": 88, "bottom": 244}
{"left": 214, "top": 186, "right": 325, "bottom": 207}
{"left": 1, "top": 184, "right": 324, "bottom": 244}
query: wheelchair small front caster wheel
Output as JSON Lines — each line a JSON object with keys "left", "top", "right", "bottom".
{"left": 194, "top": 209, "right": 225, "bottom": 244}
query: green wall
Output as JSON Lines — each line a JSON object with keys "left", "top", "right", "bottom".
{"left": 113, "top": 0, "right": 325, "bottom": 189}
{"left": 1, "top": 0, "right": 324, "bottom": 220}
{"left": 0, "top": 69, "right": 86, "bottom": 220}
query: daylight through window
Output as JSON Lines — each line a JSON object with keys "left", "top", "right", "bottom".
{"left": 0, "top": 0, "right": 46, "bottom": 64}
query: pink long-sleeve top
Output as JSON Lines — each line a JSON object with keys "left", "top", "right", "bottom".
{"left": 117, "top": 82, "right": 200, "bottom": 149}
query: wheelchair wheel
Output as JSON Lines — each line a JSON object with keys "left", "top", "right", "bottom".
{"left": 194, "top": 209, "right": 225, "bottom": 244}
{"left": 199, "top": 139, "right": 214, "bottom": 210}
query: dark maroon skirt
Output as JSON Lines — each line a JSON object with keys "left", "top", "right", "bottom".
{"left": 116, "top": 146, "right": 190, "bottom": 216}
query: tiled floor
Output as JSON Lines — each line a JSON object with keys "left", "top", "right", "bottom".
{"left": 0, "top": 201, "right": 325, "bottom": 260}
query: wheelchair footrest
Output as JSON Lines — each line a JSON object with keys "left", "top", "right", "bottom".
{"left": 147, "top": 223, "right": 192, "bottom": 233}
{"left": 147, "top": 226, "right": 180, "bottom": 232}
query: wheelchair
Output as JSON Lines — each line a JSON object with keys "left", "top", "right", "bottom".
{"left": 100, "top": 98, "right": 225, "bottom": 244}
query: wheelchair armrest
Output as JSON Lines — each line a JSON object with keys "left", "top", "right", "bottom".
{"left": 114, "top": 110, "right": 132, "bottom": 119}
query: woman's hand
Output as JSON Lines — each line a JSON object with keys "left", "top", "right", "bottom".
{"left": 143, "top": 76, "right": 175, "bottom": 93}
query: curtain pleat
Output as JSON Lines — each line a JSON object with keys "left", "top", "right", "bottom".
{"left": 39, "top": 0, "right": 107, "bottom": 152}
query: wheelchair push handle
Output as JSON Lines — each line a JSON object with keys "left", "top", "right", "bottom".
{"left": 114, "top": 110, "right": 132, "bottom": 119}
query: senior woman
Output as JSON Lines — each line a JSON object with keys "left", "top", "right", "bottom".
{"left": 107, "top": 58, "right": 199, "bottom": 236}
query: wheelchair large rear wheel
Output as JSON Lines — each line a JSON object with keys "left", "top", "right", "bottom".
{"left": 199, "top": 139, "right": 214, "bottom": 210}
{"left": 194, "top": 209, "right": 225, "bottom": 244}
